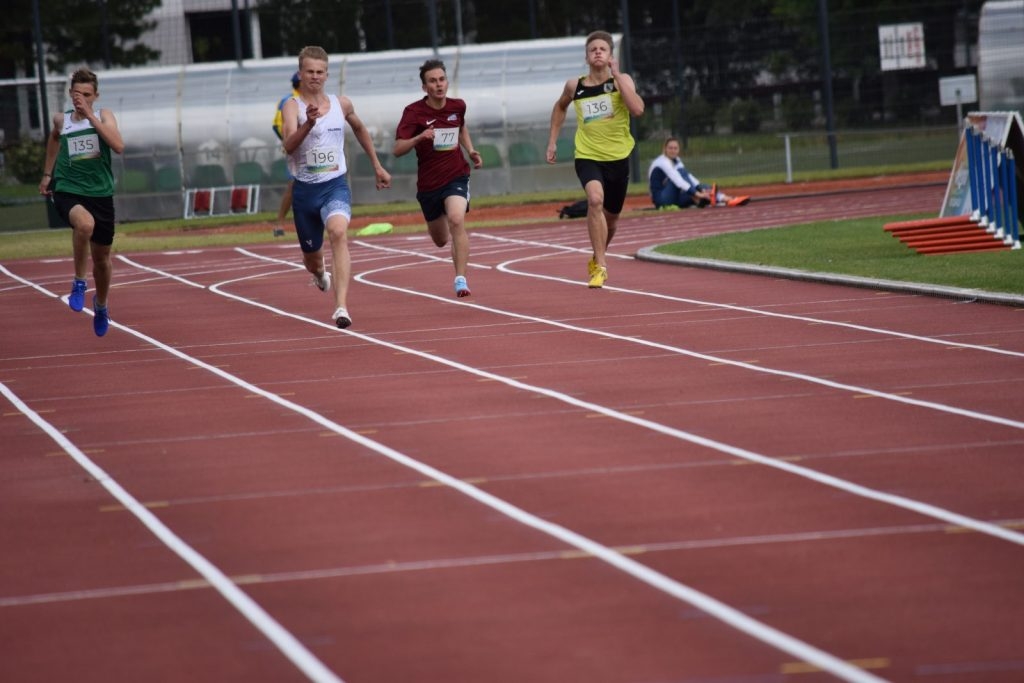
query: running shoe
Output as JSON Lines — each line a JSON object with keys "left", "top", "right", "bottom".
{"left": 587, "top": 257, "right": 599, "bottom": 277}
{"left": 69, "top": 278, "right": 87, "bottom": 312}
{"left": 454, "top": 275, "right": 471, "bottom": 298}
{"left": 333, "top": 306, "right": 352, "bottom": 329}
{"left": 92, "top": 297, "right": 109, "bottom": 337}
{"left": 726, "top": 196, "right": 751, "bottom": 207}
{"left": 588, "top": 265, "right": 608, "bottom": 289}
{"left": 313, "top": 270, "right": 332, "bottom": 292}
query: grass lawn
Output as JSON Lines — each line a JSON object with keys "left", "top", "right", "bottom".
{"left": 654, "top": 214, "right": 1023, "bottom": 295}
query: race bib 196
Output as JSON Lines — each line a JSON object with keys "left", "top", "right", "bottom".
{"left": 433, "top": 127, "right": 459, "bottom": 151}
{"left": 68, "top": 133, "right": 100, "bottom": 161}
{"left": 305, "top": 146, "right": 340, "bottom": 173}
{"left": 581, "top": 94, "right": 614, "bottom": 124}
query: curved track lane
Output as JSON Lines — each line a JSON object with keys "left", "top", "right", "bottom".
{"left": 2, "top": 184, "right": 1023, "bottom": 682}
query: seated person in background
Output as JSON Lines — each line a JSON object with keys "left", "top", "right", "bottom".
{"left": 648, "top": 136, "right": 750, "bottom": 209}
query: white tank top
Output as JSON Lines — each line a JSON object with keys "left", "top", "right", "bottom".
{"left": 289, "top": 94, "right": 348, "bottom": 183}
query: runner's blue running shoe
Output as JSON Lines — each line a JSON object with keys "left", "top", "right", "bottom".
{"left": 69, "top": 278, "right": 87, "bottom": 312}
{"left": 454, "top": 275, "right": 471, "bottom": 298}
{"left": 92, "top": 297, "right": 109, "bottom": 337}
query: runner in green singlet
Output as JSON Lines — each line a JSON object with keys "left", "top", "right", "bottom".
{"left": 39, "top": 69, "right": 124, "bottom": 337}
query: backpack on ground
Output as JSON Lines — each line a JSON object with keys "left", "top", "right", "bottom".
{"left": 558, "top": 199, "right": 588, "bottom": 219}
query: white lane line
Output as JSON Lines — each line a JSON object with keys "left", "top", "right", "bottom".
{"left": 348, "top": 241, "right": 1024, "bottom": 431}
{"left": 0, "top": 382, "right": 343, "bottom": 683}
{"left": 7, "top": 264, "right": 885, "bottom": 683}
{"left": 10, "top": 516, "right": 1013, "bottom": 609}
{"left": 219, "top": 249, "right": 1024, "bottom": 550}
{"left": 475, "top": 232, "right": 1024, "bottom": 358}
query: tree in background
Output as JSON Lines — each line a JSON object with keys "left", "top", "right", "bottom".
{"left": 0, "top": 0, "right": 160, "bottom": 77}
{"left": 260, "top": 0, "right": 361, "bottom": 55}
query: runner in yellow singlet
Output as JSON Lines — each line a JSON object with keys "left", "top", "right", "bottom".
{"left": 546, "top": 30, "right": 645, "bottom": 288}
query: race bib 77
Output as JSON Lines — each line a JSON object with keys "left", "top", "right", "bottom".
{"left": 433, "top": 127, "right": 459, "bottom": 151}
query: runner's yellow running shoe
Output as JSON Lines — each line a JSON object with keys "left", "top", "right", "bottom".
{"left": 588, "top": 265, "right": 608, "bottom": 288}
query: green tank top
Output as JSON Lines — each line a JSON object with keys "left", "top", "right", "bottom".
{"left": 572, "top": 77, "right": 634, "bottom": 162}
{"left": 53, "top": 111, "right": 114, "bottom": 197}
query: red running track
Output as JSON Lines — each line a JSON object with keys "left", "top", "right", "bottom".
{"left": 2, "top": 184, "right": 1023, "bottom": 683}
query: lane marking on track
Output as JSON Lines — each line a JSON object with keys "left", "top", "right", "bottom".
{"left": 7, "top": 516, "right": 1021, "bottom": 609}
{"left": 219, "top": 250, "right": 1024, "bottom": 547}
{"left": 474, "top": 232, "right": 1024, "bottom": 359}
{"left": 346, "top": 242, "right": 1024, "bottom": 431}
{"left": 1, "top": 265, "right": 887, "bottom": 683}
{"left": 0, "top": 382, "right": 343, "bottom": 683}
{"left": 51, "top": 254, "right": 1024, "bottom": 549}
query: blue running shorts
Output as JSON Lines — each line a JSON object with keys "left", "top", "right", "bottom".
{"left": 291, "top": 174, "right": 352, "bottom": 253}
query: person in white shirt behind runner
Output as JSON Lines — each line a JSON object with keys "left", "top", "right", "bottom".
{"left": 281, "top": 45, "right": 391, "bottom": 328}
{"left": 648, "top": 136, "right": 750, "bottom": 210}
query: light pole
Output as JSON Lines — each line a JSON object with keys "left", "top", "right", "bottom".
{"left": 818, "top": 0, "right": 838, "bottom": 169}
{"left": 620, "top": 0, "right": 640, "bottom": 179}
{"left": 31, "top": 0, "right": 50, "bottom": 138}
{"left": 427, "top": 0, "right": 439, "bottom": 54}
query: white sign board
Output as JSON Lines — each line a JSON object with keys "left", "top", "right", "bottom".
{"left": 879, "top": 23, "right": 926, "bottom": 71}
{"left": 939, "top": 75, "right": 978, "bottom": 106}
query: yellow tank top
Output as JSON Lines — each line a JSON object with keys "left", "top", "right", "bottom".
{"left": 572, "top": 77, "right": 634, "bottom": 162}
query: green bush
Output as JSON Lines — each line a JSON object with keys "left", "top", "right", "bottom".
{"left": 684, "top": 96, "right": 717, "bottom": 136}
{"left": 730, "top": 99, "right": 762, "bottom": 133}
{"left": 782, "top": 95, "right": 815, "bottom": 130}
{"left": 5, "top": 136, "right": 45, "bottom": 185}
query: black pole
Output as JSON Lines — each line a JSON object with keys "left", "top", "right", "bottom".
{"left": 817, "top": 0, "right": 838, "bottom": 169}
{"left": 427, "top": 0, "right": 439, "bottom": 54}
{"left": 620, "top": 0, "right": 639, "bottom": 180}
{"left": 385, "top": 0, "right": 395, "bottom": 49}
{"left": 31, "top": 0, "right": 50, "bottom": 139}
{"left": 454, "top": 0, "right": 463, "bottom": 46}
{"left": 672, "top": 0, "right": 685, "bottom": 146}
{"left": 100, "top": 0, "right": 111, "bottom": 68}
{"left": 231, "top": 0, "right": 243, "bottom": 65}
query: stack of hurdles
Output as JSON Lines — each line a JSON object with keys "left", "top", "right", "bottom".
{"left": 886, "top": 123, "right": 1020, "bottom": 255}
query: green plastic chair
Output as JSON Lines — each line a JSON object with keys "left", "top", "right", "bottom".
{"left": 508, "top": 141, "right": 542, "bottom": 166}
{"left": 192, "top": 164, "right": 228, "bottom": 187}
{"left": 233, "top": 161, "right": 265, "bottom": 184}
{"left": 390, "top": 153, "right": 419, "bottom": 175}
{"left": 555, "top": 138, "right": 575, "bottom": 162}
{"left": 269, "top": 159, "right": 291, "bottom": 183}
{"left": 120, "top": 169, "right": 153, "bottom": 193}
{"left": 155, "top": 166, "right": 182, "bottom": 192}
{"left": 476, "top": 144, "right": 502, "bottom": 167}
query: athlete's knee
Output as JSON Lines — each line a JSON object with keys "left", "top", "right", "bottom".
{"left": 427, "top": 219, "right": 449, "bottom": 247}
{"left": 447, "top": 216, "right": 467, "bottom": 235}
{"left": 325, "top": 217, "right": 350, "bottom": 240}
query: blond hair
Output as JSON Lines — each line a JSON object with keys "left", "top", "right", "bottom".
{"left": 298, "top": 45, "right": 329, "bottom": 69}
